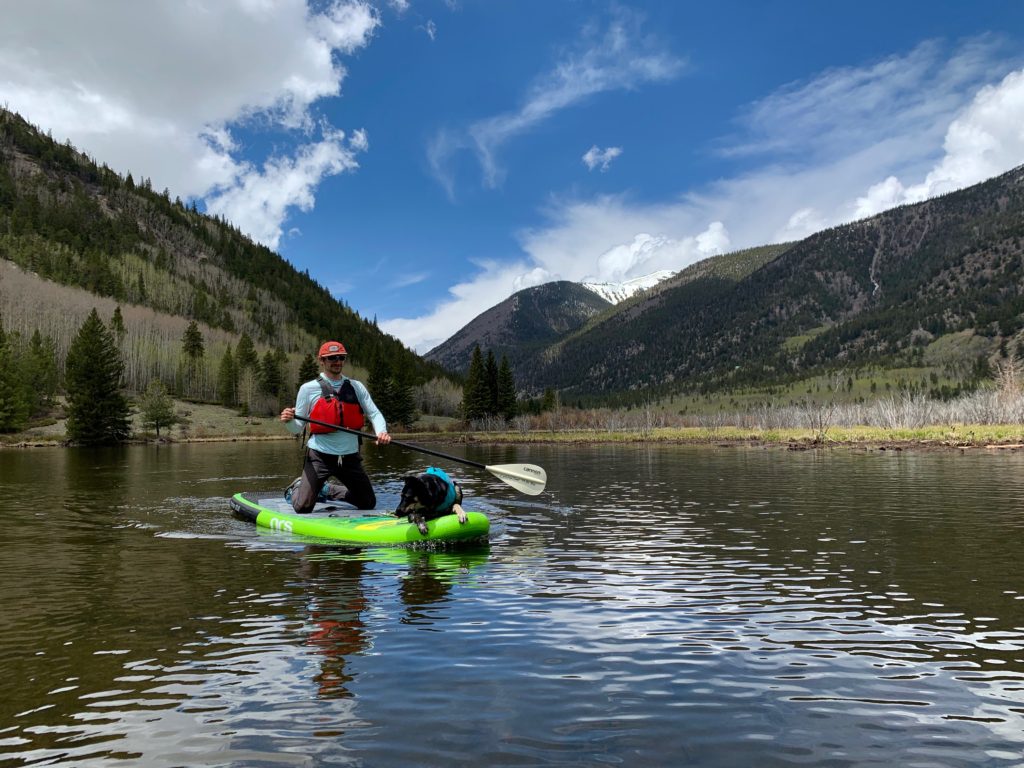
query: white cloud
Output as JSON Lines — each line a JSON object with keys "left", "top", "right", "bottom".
{"left": 422, "top": 20, "right": 438, "bottom": 41}
{"left": 724, "top": 38, "right": 1009, "bottom": 163}
{"left": 775, "top": 207, "right": 829, "bottom": 242}
{"left": 582, "top": 145, "right": 623, "bottom": 171}
{"left": 204, "top": 131, "right": 367, "bottom": 249}
{"left": 854, "top": 67, "right": 1024, "bottom": 217}
{"left": 383, "top": 193, "right": 733, "bottom": 351}
{"left": 390, "top": 272, "right": 431, "bottom": 289}
{"left": 384, "top": 259, "right": 547, "bottom": 354}
{"left": 429, "top": 8, "right": 684, "bottom": 193}
{"left": 387, "top": 40, "right": 1024, "bottom": 353}
{"left": 0, "top": 0, "right": 379, "bottom": 247}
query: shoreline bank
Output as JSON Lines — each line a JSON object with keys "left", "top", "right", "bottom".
{"left": 5, "top": 425, "right": 1024, "bottom": 451}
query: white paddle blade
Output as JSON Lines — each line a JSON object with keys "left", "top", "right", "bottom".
{"left": 486, "top": 463, "right": 547, "bottom": 495}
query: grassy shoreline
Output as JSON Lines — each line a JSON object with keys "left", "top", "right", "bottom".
{"left": 431, "top": 424, "right": 1024, "bottom": 450}
{"left": 5, "top": 422, "right": 1024, "bottom": 450}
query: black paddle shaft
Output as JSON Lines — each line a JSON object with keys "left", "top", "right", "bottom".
{"left": 292, "top": 414, "right": 487, "bottom": 470}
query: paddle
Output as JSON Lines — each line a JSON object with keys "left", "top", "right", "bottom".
{"left": 291, "top": 414, "right": 547, "bottom": 495}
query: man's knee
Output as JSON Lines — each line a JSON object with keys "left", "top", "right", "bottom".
{"left": 290, "top": 477, "right": 320, "bottom": 513}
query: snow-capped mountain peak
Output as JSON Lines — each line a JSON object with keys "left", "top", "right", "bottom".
{"left": 581, "top": 270, "right": 676, "bottom": 304}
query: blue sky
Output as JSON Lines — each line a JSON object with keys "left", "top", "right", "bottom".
{"left": 2, "top": 1, "right": 1024, "bottom": 352}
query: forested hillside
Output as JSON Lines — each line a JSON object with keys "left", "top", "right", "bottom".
{"left": 519, "top": 166, "right": 1024, "bottom": 400}
{"left": 0, "top": 108, "right": 449, "bottom": 426}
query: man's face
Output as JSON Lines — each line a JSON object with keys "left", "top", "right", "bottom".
{"left": 320, "top": 354, "right": 346, "bottom": 374}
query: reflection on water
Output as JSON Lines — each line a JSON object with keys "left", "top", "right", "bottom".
{"left": 1, "top": 442, "right": 1024, "bottom": 766}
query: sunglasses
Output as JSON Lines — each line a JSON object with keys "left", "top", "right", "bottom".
{"left": 322, "top": 355, "right": 347, "bottom": 362}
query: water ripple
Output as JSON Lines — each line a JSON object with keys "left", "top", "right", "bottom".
{"left": 3, "top": 443, "right": 1024, "bottom": 766}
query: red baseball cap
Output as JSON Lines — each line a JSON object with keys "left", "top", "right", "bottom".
{"left": 318, "top": 341, "right": 347, "bottom": 358}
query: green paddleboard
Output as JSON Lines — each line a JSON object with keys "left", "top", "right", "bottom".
{"left": 230, "top": 492, "right": 489, "bottom": 545}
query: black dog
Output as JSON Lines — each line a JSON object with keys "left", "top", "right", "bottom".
{"left": 394, "top": 469, "right": 467, "bottom": 535}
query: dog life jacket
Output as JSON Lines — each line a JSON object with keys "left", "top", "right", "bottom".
{"left": 308, "top": 377, "right": 364, "bottom": 433}
{"left": 425, "top": 466, "right": 459, "bottom": 511}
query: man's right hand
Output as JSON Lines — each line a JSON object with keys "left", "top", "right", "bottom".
{"left": 280, "top": 407, "right": 295, "bottom": 422}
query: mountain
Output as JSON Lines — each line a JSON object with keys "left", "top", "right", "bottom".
{"left": 427, "top": 242, "right": 792, "bottom": 380}
{"left": 524, "top": 166, "right": 1024, "bottom": 399}
{"left": 582, "top": 270, "right": 676, "bottom": 303}
{"left": 426, "top": 165, "right": 1024, "bottom": 403}
{"left": 0, "top": 108, "right": 447, "bottom": 402}
{"left": 425, "top": 280, "right": 611, "bottom": 374}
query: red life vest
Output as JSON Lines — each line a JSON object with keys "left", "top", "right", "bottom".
{"left": 308, "top": 378, "right": 365, "bottom": 433}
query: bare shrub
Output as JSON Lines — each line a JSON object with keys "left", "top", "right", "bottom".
{"left": 416, "top": 378, "right": 462, "bottom": 418}
{"left": 511, "top": 415, "right": 532, "bottom": 434}
{"left": 468, "top": 415, "right": 508, "bottom": 432}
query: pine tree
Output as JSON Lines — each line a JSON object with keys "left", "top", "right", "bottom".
{"left": 461, "top": 345, "right": 488, "bottom": 421}
{"left": 0, "top": 321, "right": 30, "bottom": 432}
{"left": 65, "top": 309, "right": 130, "bottom": 444}
{"left": 235, "top": 332, "right": 258, "bottom": 368}
{"left": 485, "top": 349, "right": 499, "bottom": 416}
{"left": 234, "top": 334, "right": 259, "bottom": 415}
{"left": 182, "top": 320, "right": 204, "bottom": 359}
{"left": 260, "top": 349, "right": 284, "bottom": 398}
{"left": 139, "top": 379, "right": 176, "bottom": 437}
{"left": 496, "top": 355, "right": 518, "bottom": 421}
{"left": 181, "top": 320, "right": 205, "bottom": 398}
{"left": 540, "top": 387, "right": 558, "bottom": 413}
{"left": 110, "top": 305, "right": 126, "bottom": 345}
{"left": 388, "top": 364, "right": 417, "bottom": 429}
{"left": 23, "top": 329, "right": 58, "bottom": 416}
{"left": 368, "top": 355, "right": 396, "bottom": 418}
{"left": 217, "top": 344, "right": 237, "bottom": 407}
{"left": 297, "top": 353, "right": 319, "bottom": 388}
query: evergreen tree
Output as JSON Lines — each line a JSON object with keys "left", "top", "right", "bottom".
{"left": 496, "top": 355, "right": 518, "bottom": 421}
{"left": 235, "top": 332, "right": 258, "bottom": 368}
{"left": 110, "top": 305, "right": 126, "bottom": 345}
{"left": 388, "top": 364, "right": 417, "bottom": 429}
{"left": 0, "top": 321, "right": 29, "bottom": 432}
{"left": 217, "top": 344, "right": 237, "bottom": 407}
{"left": 260, "top": 349, "right": 284, "bottom": 398}
{"left": 182, "top": 320, "right": 204, "bottom": 360}
{"left": 368, "top": 355, "right": 396, "bottom": 418}
{"left": 540, "top": 387, "right": 558, "bottom": 413}
{"left": 139, "top": 379, "right": 176, "bottom": 437}
{"left": 22, "top": 329, "right": 58, "bottom": 416}
{"left": 461, "top": 345, "right": 489, "bottom": 421}
{"left": 65, "top": 308, "right": 130, "bottom": 444}
{"left": 181, "top": 320, "right": 205, "bottom": 398}
{"left": 297, "top": 353, "right": 319, "bottom": 388}
{"left": 485, "top": 349, "right": 499, "bottom": 416}
{"left": 234, "top": 333, "right": 259, "bottom": 414}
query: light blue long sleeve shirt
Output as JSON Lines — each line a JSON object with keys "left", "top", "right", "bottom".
{"left": 284, "top": 374, "right": 387, "bottom": 455}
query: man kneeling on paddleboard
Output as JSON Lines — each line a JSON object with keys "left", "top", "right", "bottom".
{"left": 280, "top": 341, "right": 391, "bottom": 513}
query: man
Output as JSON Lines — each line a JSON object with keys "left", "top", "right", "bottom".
{"left": 280, "top": 341, "right": 391, "bottom": 512}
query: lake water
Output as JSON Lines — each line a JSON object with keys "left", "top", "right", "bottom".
{"left": 1, "top": 440, "right": 1023, "bottom": 767}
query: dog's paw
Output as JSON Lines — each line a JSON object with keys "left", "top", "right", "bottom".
{"left": 453, "top": 503, "right": 468, "bottom": 525}
{"left": 417, "top": 521, "right": 429, "bottom": 535}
